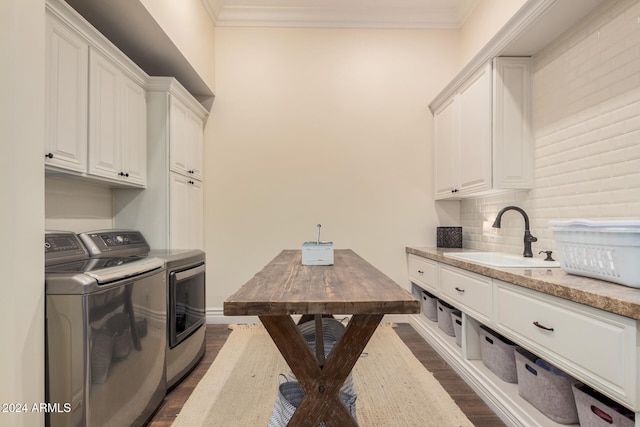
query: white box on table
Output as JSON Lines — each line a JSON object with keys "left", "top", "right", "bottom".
{"left": 302, "top": 242, "right": 334, "bottom": 265}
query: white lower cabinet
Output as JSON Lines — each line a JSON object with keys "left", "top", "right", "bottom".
{"left": 408, "top": 254, "right": 439, "bottom": 294}
{"left": 407, "top": 256, "right": 640, "bottom": 427}
{"left": 440, "top": 265, "right": 492, "bottom": 323}
{"left": 495, "top": 280, "right": 637, "bottom": 410}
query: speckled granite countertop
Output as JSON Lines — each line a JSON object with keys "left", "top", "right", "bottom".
{"left": 406, "top": 246, "right": 640, "bottom": 321}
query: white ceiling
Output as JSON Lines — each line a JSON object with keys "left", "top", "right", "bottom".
{"left": 204, "top": 0, "right": 480, "bottom": 29}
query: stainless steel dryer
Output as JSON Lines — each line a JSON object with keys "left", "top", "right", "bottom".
{"left": 45, "top": 231, "right": 166, "bottom": 427}
{"left": 148, "top": 249, "right": 206, "bottom": 389}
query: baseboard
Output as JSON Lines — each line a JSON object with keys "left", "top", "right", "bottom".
{"left": 206, "top": 307, "right": 258, "bottom": 324}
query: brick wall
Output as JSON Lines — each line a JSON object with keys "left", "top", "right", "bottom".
{"left": 460, "top": 0, "right": 640, "bottom": 255}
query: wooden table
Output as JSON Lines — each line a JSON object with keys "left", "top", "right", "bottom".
{"left": 224, "top": 249, "right": 420, "bottom": 426}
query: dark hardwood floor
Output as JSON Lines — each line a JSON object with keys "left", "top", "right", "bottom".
{"left": 147, "top": 323, "right": 505, "bottom": 427}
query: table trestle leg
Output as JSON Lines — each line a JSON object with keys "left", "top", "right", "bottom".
{"left": 259, "top": 313, "right": 384, "bottom": 427}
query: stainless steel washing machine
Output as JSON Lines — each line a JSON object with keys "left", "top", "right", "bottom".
{"left": 45, "top": 230, "right": 166, "bottom": 427}
{"left": 148, "top": 249, "right": 206, "bottom": 389}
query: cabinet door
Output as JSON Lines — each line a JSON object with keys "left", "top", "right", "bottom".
{"left": 170, "top": 96, "right": 204, "bottom": 181}
{"left": 88, "top": 49, "right": 121, "bottom": 180}
{"left": 458, "top": 62, "right": 492, "bottom": 195}
{"left": 493, "top": 58, "right": 533, "bottom": 189}
{"left": 433, "top": 96, "right": 459, "bottom": 199}
{"left": 170, "top": 173, "right": 203, "bottom": 249}
{"left": 169, "top": 97, "right": 191, "bottom": 177}
{"left": 189, "top": 179, "right": 204, "bottom": 250}
{"left": 170, "top": 173, "right": 191, "bottom": 249}
{"left": 121, "top": 76, "right": 147, "bottom": 186}
{"left": 187, "top": 112, "right": 204, "bottom": 181}
{"left": 45, "top": 16, "right": 88, "bottom": 173}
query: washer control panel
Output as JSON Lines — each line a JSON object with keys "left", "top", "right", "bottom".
{"left": 98, "top": 232, "right": 145, "bottom": 247}
{"left": 45, "top": 232, "right": 88, "bottom": 265}
{"left": 79, "top": 230, "right": 150, "bottom": 257}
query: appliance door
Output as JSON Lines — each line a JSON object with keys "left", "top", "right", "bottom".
{"left": 46, "top": 270, "right": 166, "bottom": 427}
{"left": 169, "top": 263, "right": 206, "bottom": 348}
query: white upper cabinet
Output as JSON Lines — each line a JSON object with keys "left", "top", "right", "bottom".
{"left": 45, "top": 0, "right": 148, "bottom": 188}
{"left": 114, "top": 77, "right": 209, "bottom": 250}
{"left": 120, "top": 77, "right": 147, "bottom": 185}
{"left": 433, "top": 96, "right": 458, "bottom": 197}
{"left": 433, "top": 57, "right": 532, "bottom": 200}
{"left": 88, "top": 48, "right": 146, "bottom": 187}
{"left": 170, "top": 96, "right": 204, "bottom": 181}
{"left": 458, "top": 62, "right": 493, "bottom": 195}
{"left": 45, "top": 14, "right": 88, "bottom": 173}
{"left": 492, "top": 58, "right": 533, "bottom": 189}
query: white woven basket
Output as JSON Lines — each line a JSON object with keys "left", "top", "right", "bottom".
{"left": 550, "top": 220, "right": 640, "bottom": 288}
{"left": 268, "top": 375, "right": 357, "bottom": 427}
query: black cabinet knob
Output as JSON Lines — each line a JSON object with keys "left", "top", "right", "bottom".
{"left": 45, "top": 153, "right": 54, "bottom": 159}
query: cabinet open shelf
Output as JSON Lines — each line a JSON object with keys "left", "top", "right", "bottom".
{"left": 409, "top": 292, "right": 580, "bottom": 427}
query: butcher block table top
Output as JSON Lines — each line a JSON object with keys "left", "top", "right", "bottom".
{"left": 224, "top": 249, "right": 420, "bottom": 317}
{"left": 224, "top": 249, "right": 420, "bottom": 426}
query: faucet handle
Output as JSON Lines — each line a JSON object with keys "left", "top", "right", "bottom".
{"left": 539, "top": 251, "right": 555, "bottom": 261}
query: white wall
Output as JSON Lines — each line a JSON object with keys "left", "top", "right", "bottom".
{"left": 139, "top": 0, "right": 216, "bottom": 92}
{"left": 461, "top": 0, "right": 640, "bottom": 256}
{"left": 45, "top": 178, "right": 114, "bottom": 232}
{"left": 0, "top": 1, "right": 45, "bottom": 425}
{"left": 458, "top": 0, "right": 527, "bottom": 67}
{"left": 204, "top": 27, "right": 460, "bottom": 310}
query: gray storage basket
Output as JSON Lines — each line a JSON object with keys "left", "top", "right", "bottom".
{"left": 297, "top": 318, "right": 346, "bottom": 356}
{"left": 421, "top": 290, "right": 438, "bottom": 322}
{"left": 479, "top": 326, "right": 518, "bottom": 383}
{"left": 268, "top": 375, "right": 357, "bottom": 427}
{"left": 515, "top": 348, "right": 579, "bottom": 424}
{"left": 437, "top": 300, "right": 456, "bottom": 336}
{"left": 572, "top": 383, "right": 635, "bottom": 427}
{"left": 451, "top": 311, "right": 462, "bottom": 347}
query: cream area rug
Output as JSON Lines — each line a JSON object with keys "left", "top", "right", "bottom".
{"left": 172, "top": 323, "right": 474, "bottom": 427}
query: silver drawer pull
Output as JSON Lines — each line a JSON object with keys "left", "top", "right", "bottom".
{"left": 417, "top": 270, "right": 424, "bottom": 275}
{"left": 455, "top": 287, "right": 465, "bottom": 293}
{"left": 533, "top": 321, "right": 554, "bottom": 332}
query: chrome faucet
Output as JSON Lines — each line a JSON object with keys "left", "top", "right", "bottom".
{"left": 492, "top": 206, "right": 538, "bottom": 257}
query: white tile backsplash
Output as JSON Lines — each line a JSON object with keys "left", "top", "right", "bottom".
{"left": 461, "top": 0, "right": 640, "bottom": 256}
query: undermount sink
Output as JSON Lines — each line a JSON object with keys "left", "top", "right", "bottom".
{"left": 444, "top": 252, "right": 561, "bottom": 268}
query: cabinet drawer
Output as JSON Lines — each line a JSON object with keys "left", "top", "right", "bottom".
{"left": 407, "top": 255, "right": 438, "bottom": 293}
{"left": 440, "top": 265, "right": 492, "bottom": 321}
{"left": 495, "top": 280, "right": 637, "bottom": 408}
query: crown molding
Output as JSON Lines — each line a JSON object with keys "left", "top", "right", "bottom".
{"left": 204, "top": 0, "right": 479, "bottom": 29}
